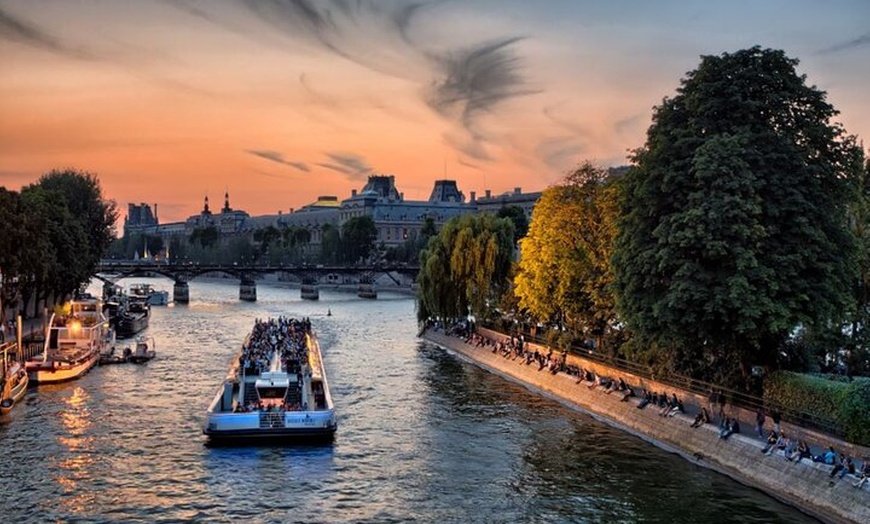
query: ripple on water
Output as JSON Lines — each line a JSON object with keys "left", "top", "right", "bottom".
{"left": 0, "top": 279, "right": 820, "bottom": 523}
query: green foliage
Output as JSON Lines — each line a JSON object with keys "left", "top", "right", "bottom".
{"left": 763, "top": 372, "right": 870, "bottom": 445}
{"left": 340, "top": 216, "right": 377, "bottom": 264}
{"left": 613, "top": 47, "right": 864, "bottom": 387}
{"left": 496, "top": 206, "right": 529, "bottom": 243}
{"left": 840, "top": 378, "right": 870, "bottom": 444}
{"left": 417, "top": 213, "right": 515, "bottom": 322}
{"left": 514, "top": 162, "right": 620, "bottom": 350}
{"left": 189, "top": 226, "right": 219, "bottom": 249}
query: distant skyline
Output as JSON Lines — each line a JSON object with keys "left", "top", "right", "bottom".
{"left": 1, "top": 0, "right": 868, "bottom": 223}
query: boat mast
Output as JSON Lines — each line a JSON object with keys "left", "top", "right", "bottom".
{"left": 42, "top": 312, "right": 56, "bottom": 363}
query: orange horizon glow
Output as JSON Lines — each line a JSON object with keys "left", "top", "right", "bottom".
{"left": 1, "top": 1, "right": 868, "bottom": 225}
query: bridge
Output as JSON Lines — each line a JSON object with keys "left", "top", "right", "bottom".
{"left": 95, "top": 261, "right": 419, "bottom": 303}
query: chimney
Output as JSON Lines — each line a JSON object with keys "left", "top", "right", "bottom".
{"left": 514, "top": 187, "right": 521, "bottom": 194}
{"left": 470, "top": 191, "right": 476, "bottom": 202}
{"left": 352, "top": 189, "right": 358, "bottom": 197}
{"left": 153, "top": 203, "right": 158, "bottom": 222}
{"left": 485, "top": 189, "right": 491, "bottom": 199}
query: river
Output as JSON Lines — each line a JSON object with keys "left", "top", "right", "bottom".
{"left": 0, "top": 278, "right": 817, "bottom": 523}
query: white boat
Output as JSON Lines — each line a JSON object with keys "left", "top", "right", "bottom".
{"left": 204, "top": 317, "right": 336, "bottom": 442}
{"left": 129, "top": 283, "right": 170, "bottom": 306}
{"left": 1, "top": 343, "right": 29, "bottom": 416}
{"left": 26, "top": 294, "right": 113, "bottom": 384}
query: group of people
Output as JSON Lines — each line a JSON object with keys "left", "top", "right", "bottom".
{"left": 441, "top": 323, "right": 870, "bottom": 492}
{"left": 240, "top": 316, "right": 311, "bottom": 376}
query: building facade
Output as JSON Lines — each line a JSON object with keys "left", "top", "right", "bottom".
{"left": 121, "top": 176, "right": 542, "bottom": 253}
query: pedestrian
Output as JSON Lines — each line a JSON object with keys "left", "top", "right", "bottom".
{"left": 755, "top": 408, "right": 766, "bottom": 438}
{"left": 772, "top": 411, "right": 782, "bottom": 435}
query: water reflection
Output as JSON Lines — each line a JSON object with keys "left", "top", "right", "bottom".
{"left": 0, "top": 279, "right": 820, "bottom": 523}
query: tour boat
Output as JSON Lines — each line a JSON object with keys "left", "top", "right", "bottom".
{"left": 204, "top": 317, "right": 336, "bottom": 442}
{"left": 26, "top": 295, "right": 113, "bottom": 384}
{"left": 129, "top": 283, "right": 170, "bottom": 306}
{"left": 1, "top": 345, "right": 29, "bottom": 416}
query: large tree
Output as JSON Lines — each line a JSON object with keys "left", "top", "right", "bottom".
{"left": 417, "top": 213, "right": 515, "bottom": 322}
{"left": 340, "top": 216, "right": 378, "bottom": 264}
{"left": 612, "top": 47, "right": 864, "bottom": 385}
{"left": 37, "top": 169, "right": 118, "bottom": 270}
{"left": 514, "top": 162, "right": 621, "bottom": 351}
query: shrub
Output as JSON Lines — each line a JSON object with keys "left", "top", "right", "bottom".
{"left": 841, "top": 378, "right": 870, "bottom": 445}
{"left": 764, "top": 371, "right": 870, "bottom": 446}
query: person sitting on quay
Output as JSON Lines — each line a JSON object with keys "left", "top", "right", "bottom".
{"left": 787, "top": 439, "right": 812, "bottom": 463}
{"left": 637, "top": 389, "right": 652, "bottom": 409}
{"left": 829, "top": 455, "right": 855, "bottom": 482}
{"left": 620, "top": 385, "right": 636, "bottom": 402}
{"left": 760, "top": 430, "right": 778, "bottom": 454}
{"left": 780, "top": 436, "right": 797, "bottom": 459}
{"left": 690, "top": 408, "right": 710, "bottom": 428}
{"left": 815, "top": 446, "right": 837, "bottom": 465}
{"left": 666, "top": 397, "right": 684, "bottom": 417}
{"left": 854, "top": 458, "right": 870, "bottom": 489}
{"left": 719, "top": 417, "right": 740, "bottom": 440}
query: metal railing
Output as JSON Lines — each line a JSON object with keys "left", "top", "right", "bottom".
{"left": 478, "top": 321, "right": 845, "bottom": 439}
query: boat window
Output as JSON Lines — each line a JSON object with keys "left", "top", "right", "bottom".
{"left": 257, "top": 387, "right": 286, "bottom": 399}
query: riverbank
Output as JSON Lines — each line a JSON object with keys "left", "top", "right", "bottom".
{"left": 421, "top": 327, "right": 870, "bottom": 524}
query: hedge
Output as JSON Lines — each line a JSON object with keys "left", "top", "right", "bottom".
{"left": 764, "top": 371, "right": 870, "bottom": 446}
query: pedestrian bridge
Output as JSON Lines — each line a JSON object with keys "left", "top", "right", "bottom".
{"left": 95, "top": 262, "right": 419, "bottom": 302}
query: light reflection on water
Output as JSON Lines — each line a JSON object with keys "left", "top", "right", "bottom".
{"left": 0, "top": 278, "right": 818, "bottom": 523}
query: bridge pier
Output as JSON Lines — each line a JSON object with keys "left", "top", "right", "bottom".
{"left": 239, "top": 279, "right": 257, "bottom": 302}
{"left": 173, "top": 280, "right": 190, "bottom": 304}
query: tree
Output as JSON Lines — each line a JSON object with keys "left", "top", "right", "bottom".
{"left": 514, "top": 162, "right": 621, "bottom": 351}
{"left": 37, "top": 168, "right": 118, "bottom": 269}
{"left": 417, "top": 213, "right": 515, "bottom": 322}
{"left": 340, "top": 216, "right": 378, "bottom": 264}
{"left": 0, "top": 188, "right": 27, "bottom": 327}
{"left": 612, "top": 47, "right": 864, "bottom": 386}
{"left": 20, "top": 185, "right": 89, "bottom": 303}
{"left": 320, "top": 224, "right": 341, "bottom": 264}
{"left": 496, "top": 205, "right": 529, "bottom": 244}
{"left": 190, "top": 226, "right": 219, "bottom": 249}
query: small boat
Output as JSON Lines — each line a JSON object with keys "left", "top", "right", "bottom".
{"left": 99, "top": 346, "right": 130, "bottom": 365}
{"left": 26, "top": 294, "right": 113, "bottom": 384}
{"left": 300, "top": 283, "right": 319, "bottom": 300}
{"left": 204, "top": 317, "right": 336, "bottom": 442}
{"left": 128, "top": 337, "right": 156, "bottom": 364}
{"left": 115, "top": 296, "right": 150, "bottom": 339}
{"left": 1, "top": 345, "right": 29, "bottom": 416}
{"left": 129, "top": 283, "right": 170, "bottom": 306}
{"left": 357, "top": 283, "right": 377, "bottom": 299}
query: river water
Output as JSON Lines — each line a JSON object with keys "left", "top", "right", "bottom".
{"left": 0, "top": 278, "right": 817, "bottom": 523}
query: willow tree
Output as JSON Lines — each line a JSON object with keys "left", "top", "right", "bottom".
{"left": 612, "top": 47, "right": 864, "bottom": 386}
{"left": 417, "top": 213, "right": 515, "bottom": 323}
{"left": 514, "top": 162, "right": 620, "bottom": 350}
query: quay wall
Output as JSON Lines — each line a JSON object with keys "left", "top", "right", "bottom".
{"left": 422, "top": 329, "right": 870, "bottom": 524}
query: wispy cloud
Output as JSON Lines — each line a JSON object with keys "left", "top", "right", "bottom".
{"left": 319, "top": 151, "right": 373, "bottom": 180}
{"left": 425, "top": 37, "right": 538, "bottom": 161}
{"left": 0, "top": 6, "right": 94, "bottom": 59}
{"left": 818, "top": 32, "right": 870, "bottom": 54}
{"left": 536, "top": 136, "right": 586, "bottom": 171}
{"left": 195, "top": 1, "right": 535, "bottom": 163}
{"left": 246, "top": 149, "right": 310, "bottom": 172}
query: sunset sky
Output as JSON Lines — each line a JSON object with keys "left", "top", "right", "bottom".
{"left": 1, "top": 0, "right": 869, "bottom": 225}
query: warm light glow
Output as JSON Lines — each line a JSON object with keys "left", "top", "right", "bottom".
{"left": 68, "top": 320, "right": 82, "bottom": 334}
{"left": 0, "top": 2, "right": 866, "bottom": 221}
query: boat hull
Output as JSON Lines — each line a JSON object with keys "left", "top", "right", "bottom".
{"left": 204, "top": 409, "right": 336, "bottom": 442}
{"left": 0, "top": 370, "right": 29, "bottom": 416}
{"left": 26, "top": 352, "right": 99, "bottom": 384}
{"left": 116, "top": 313, "right": 149, "bottom": 339}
